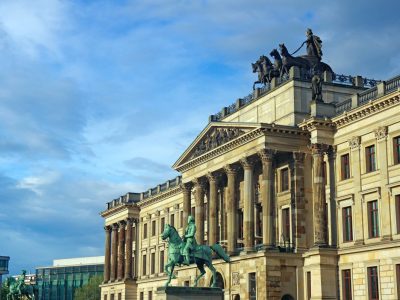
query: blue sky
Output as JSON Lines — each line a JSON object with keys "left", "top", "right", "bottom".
{"left": 0, "top": 0, "right": 399, "bottom": 276}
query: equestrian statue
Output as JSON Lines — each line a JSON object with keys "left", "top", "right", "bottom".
{"left": 5, "top": 270, "right": 37, "bottom": 300}
{"left": 161, "top": 215, "right": 230, "bottom": 287}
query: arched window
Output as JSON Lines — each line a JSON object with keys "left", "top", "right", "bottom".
{"left": 233, "top": 295, "right": 240, "bottom": 300}
{"left": 281, "top": 294, "right": 294, "bottom": 300}
{"left": 210, "top": 272, "right": 224, "bottom": 289}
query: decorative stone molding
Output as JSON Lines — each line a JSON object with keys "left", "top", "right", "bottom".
{"left": 224, "top": 164, "right": 238, "bottom": 175}
{"left": 348, "top": 136, "right": 361, "bottom": 150}
{"left": 239, "top": 156, "right": 254, "bottom": 169}
{"left": 258, "top": 149, "right": 275, "bottom": 163}
{"left": 374, "top": 126, "right": 388, "bottom": 141}
{"left": 310, "top": 143, "right": 329, "bottom": 156}
{"left": 173, "top": 204, "right": 179, "bottom": 211}
{"left": 180, "top": 182, "right": 193, "bottom": 192}
{"left": 232, "top": 272, "right": 240, "bottom": 286}
{"left": 190, "top": 127, "right": 245, "bottom": 159}
{"left": 193, "top": 177, "right": 207, "bottom": 189}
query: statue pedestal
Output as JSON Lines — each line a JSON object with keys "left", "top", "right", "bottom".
{"left": 156, "top": 286, "right": 224, "bottom": 300}
{"left": 310, "top": 100, "right": 336, "bottom": 118}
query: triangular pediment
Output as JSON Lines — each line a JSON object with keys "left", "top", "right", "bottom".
{"left": 173, "top": 122, "right": 261, "bottom": 170}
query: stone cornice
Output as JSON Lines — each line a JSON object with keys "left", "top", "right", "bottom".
{"left": 332, "top": 93, "right": 400, "bottom": 128}
{"left": 298, "top": 117, "right": 336, "bottom": 132}
{"left": 100, "top": 203, "right": 138, "bottom": 218}
{"left": 137, "top": 186, "right": 182, "bottom": 208}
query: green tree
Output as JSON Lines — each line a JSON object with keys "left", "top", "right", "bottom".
{"left": 74, "top": 275, "right": 102, "bottom": 300}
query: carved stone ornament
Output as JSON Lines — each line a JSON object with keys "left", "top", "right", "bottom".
{"left": 374, "top": 126, "right": 388, "bottom": 141}
{"left": 292, "top": 152, "right": 305, "bottom": 163}
{"left": 348, "top": 136, "right": 361, "bottom": 149}
{"left": 240, "top": 156, "right": 254, "bottom": 169}
{"left": 224, "top": 164, "right": 238, "bottom": 175}
{"left": 258, "top": 149, "right": 275, "bottom": 163}
{"left": 191, "top": 127, "right": 245, "bottom": 159}
{"left": 232, "top": 272, "right": 240, "bottom": 286}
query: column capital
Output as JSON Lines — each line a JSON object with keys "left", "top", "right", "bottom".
{"left": 206, "top": 171, "right": 219, "bottom": 183}
{"left": 118, "top": 220, "right": 126, "bottom": 228}
{"left": 193, "top": 177, "right": 207, "bottom": 189}
{"left": 240, "top": 156, "right": 255, "bottom": 169}
{"left": 180, "top": 182, "right": 193, "bottom": 192}
{"left": 310, "top": 143, "right": 328, "bottom": 157}
{"left": 292, "top": 152, "right": 305, "bottom": 163}
{"left": 104, "top": 225, "right": 112, "bottom": 232}
{"left": 327, "top": 145, "right": 337, "bottom": 160}
{"left": 258, "top": 149, "right": 275, "bottom": 164}
{"left": 348, "top": 136, "right": 361, "bottom": 150}
{"left": 126, "top": 218, "right": 134, "bottom": 226}
{"left": 374, "top": 126, "right": 388, "bottom": 141}
{"left": 112, "top": 223, "right": 119, "bottom": 230}
{"left": 224, "top": 164, "right": 238, "bottom": 175}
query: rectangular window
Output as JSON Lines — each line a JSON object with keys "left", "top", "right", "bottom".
{"left": 394, "top": 136, "right": 400, "bottom": 165}
{"left": 249, "top": 272, "right": 256, "bottom": 300}
{"left": 110, "top": 295, "right": 114, "bottom": 300}
{"left": 368, "top": 200, "right": 379, "bottom": 238}
{"left": 152, "top": 220, "right": 156, "bottom": 236}
{"left": 342, "top": 269, "right": 352, "bottom": 300}
{"left": 118, "top": 293, "right": 121, "bottom": 300}
{"left": 142, "top": 255, "right": 147, "bottom": 276}
{"left": 180, "top": 211, "right": 183, "bottom": 228}
{"left": 342, "top": 206, "right": 353, "bottom": 242}
{"left": 160, "top": 217, "right": 165, "bottom": 232}
{"left": 367, "top": 266, "right": 379, "bottom": 300}
{"left": 238, "top": 209, "right": 244, "bottom": 239}
{"left": 396, "top": 195, "right": 400, "bottom": 234}
{"left": 282, "top": 208, "right": 290, "bottom": 242}
{"left": 256, "top": 205, "right": 262, "bottom": 236}
{"left": 148, "top": 291, "right": 152, "bottom": 300}
{"left": 281, "top": 168, "right": 289, "bottom": 191}
{"left": 366, "top": 145, "right": 376, "bottom": 173}
{"left": 151, "top": 253, "right": 155, "bottom": 275}
{"left": 143, "top": 223, "right": 148, "bottom": 239}
{"left": 341, "top": 154, "right": 350, "bottom": 180}
{"left": 184, "top": 280, "right": 190, "bottom": 287}
{"left": 170, "top": 214, "right": 175, "bottom": 227}
{"left": 104, "top": 295, "right": 107, "bottom": 300}
{"left": 191, "top": 206, "right": 195, "bottom": 217}
{"left": 160, "top": 251, "right": 164, "bottom": 273}
{"left": 307, "top": 271, "right": 311, "bottom": 300}
{"left": 140, "top": 292, "right": 144, "bottom": 300}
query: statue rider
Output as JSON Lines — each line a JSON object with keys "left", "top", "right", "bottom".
{"left": 305, "top": 28, "right": 322, "bottom": 61}
{"left": 182, "top": 215, "right": 196, "bottom": 265}
{"left": 17, "top": 270, "right": 26, "bottom": 294}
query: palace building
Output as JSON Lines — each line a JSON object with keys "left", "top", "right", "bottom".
{"left": 99, "top": 33, "right": 400, "bottom": 299}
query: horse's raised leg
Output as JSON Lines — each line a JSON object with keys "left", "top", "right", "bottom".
{"left": 194, "top": 262, "right": 206, "bottom": 287}
{"left": 206, "top": 261, "right": 217, "bottom": 288}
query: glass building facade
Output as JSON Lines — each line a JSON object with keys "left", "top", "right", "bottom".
{"left": 36, "top": 259, "right": 103, "bottom": 300}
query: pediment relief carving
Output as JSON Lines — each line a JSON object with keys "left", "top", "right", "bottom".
{"left": 190, "top": 127, "right": 247, "bottom": 159}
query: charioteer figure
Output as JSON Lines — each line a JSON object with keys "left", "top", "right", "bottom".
{"left": 305, "top": 28, "right": 322, "bottom": 61}
{"left": 182, "top": 215, "right": 196, "bottom": 265}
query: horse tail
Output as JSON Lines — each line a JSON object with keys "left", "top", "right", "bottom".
{"left": 210, "top": 243, "right": 230, "bottom": 263}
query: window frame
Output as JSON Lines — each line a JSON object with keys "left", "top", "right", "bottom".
{"left": 396, "top": 195, "right": 400, "bottom": 234}
{"left": 342, "top": 206, "right": 353, "bottom": 242}
{"left": 342, "top": 269, "right": 352, "bottom": 300}
{"left": 365, "top": 145, "right": 376, "bottom": 173}
{"left": 280, "top": 167, "right": 289, "bottom": 192}
{"left": 341, "top": 153, "right": 350, "bottom": 180}
{"left": 368, "top": 200, "right": 380, "bottom": 238}
{"left": 367, "top": 266, "right": 379, "bottom": 300}
{"left": 394, "top": 136, "right": 400, "bottom": 165}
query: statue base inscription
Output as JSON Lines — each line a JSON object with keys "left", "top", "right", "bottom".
{"left": 156, "top": 286, "right": 224, "bottom": 300}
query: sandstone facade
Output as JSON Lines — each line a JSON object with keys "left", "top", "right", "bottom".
{"left": 100, "top": 68, "right": 400, "bottom": 300}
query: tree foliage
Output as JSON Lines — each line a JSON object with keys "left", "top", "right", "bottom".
{"left": 74, "top": 275, "right": 102, "bottom": 300}
{"left": 1, "top": 279, "right": 9, "bottom": 299}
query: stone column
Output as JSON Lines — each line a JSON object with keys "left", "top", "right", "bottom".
{"left": 375, "top": 127, "right": 391, "bottom": 238}
{"left": 110, "top": 223, "right": 118, "bottom": 282}
{"left": 258, "top": 149, "right": 274, "bottom": 248}
{"left": 134, "top": 219, "right": 139, "bottom": 279}
{"left": 207, "top": 172, "right": 218, "bottom": 246}
{"left": 292, "top": 152, "right": 307, "bottom": 249}
{"left": 117, "top": 221, "right": 126, "bottom": 281}
{"left": 194, "top": 178, "right": 206, "bottom": 244}
{"left": 349, "top": 136, "right": 364, "bottom": 244}
{"left": 240, "top": 157, "right": 255, "bottom": 252}
{"left": 224, "top": 164, "right": 238, "bottom": 254}
{"left": 181, "top": 182, "right": 193, "bottom": 228}
{"left": 327, "top": 147, "right": 337, "bottom": 246}
{"left": 124, "top": 218, "right": 133, "bottom": 280}
{"left": 311, "top": 144, "right": 327, "bottom": 246}
{"left": 103, "top": 226, "right": 112, "bottom": 283}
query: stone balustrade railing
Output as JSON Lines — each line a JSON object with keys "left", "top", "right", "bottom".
{"left": 106, "top": 176, "right": 182, "bottom": 209}
{"left": 335, "top": 74, "right": 400, "bottom": 115}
